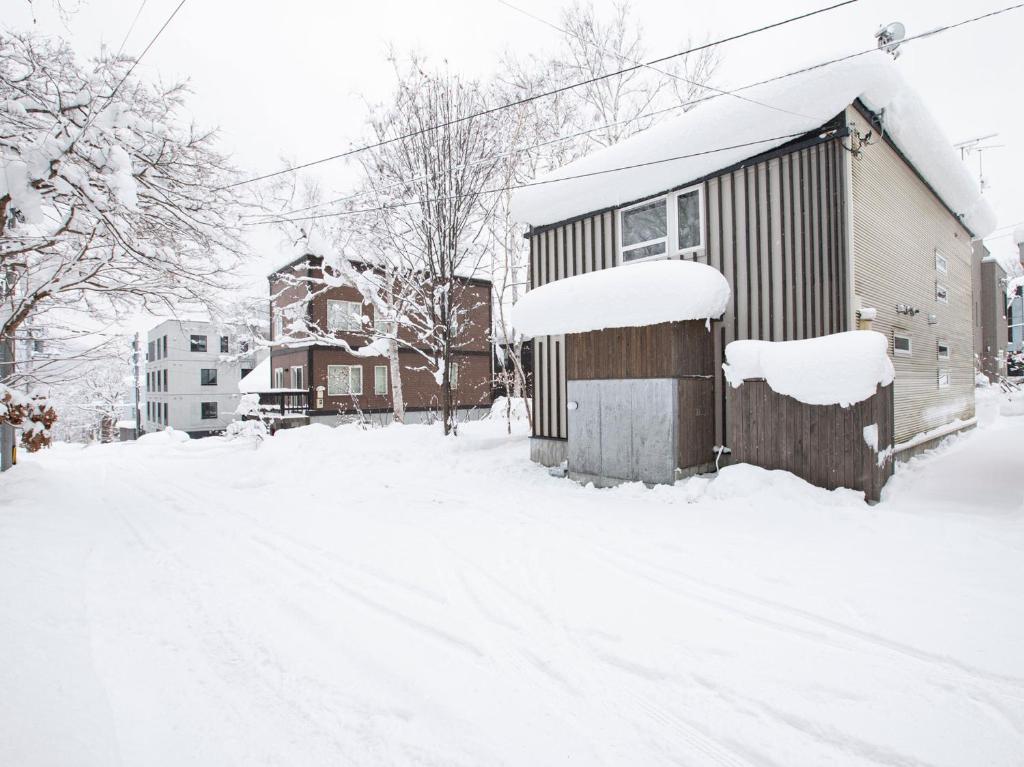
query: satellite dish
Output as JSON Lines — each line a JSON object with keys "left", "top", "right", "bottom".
{"left": 875, "top": 22, "right": 906, "bottom": 57}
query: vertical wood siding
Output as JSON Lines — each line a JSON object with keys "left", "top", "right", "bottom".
{"left": 529, "top": 140, "right": 850, "bottom": 449}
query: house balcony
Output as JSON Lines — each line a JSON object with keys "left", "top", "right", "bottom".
{"left": 257, "top": 389, "right": 309, "bottom": 416}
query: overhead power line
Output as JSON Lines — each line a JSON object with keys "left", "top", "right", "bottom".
{"left": 221, "top": 0, "right": 859, "bottom": 191}
{"left": 106, "top": 0, "right": 188, "bottom": 105}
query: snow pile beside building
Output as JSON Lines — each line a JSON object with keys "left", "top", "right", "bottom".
{"left": 724, "top": 331, "right": 895, "bottom": 407}
{"left": 510, "top": 52, "right": 995, "bottom": 237}
{"left": 510, "top": 260, "right": 729, "bottom": 337}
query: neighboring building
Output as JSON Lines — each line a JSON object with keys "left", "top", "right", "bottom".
{"left": 972, "top": 242, "right": 1008, "bottom": 381}
{"left": 266, "top": 255, "right": 492, "bottom": 424}
{"left": 510, "top": 54, "right": 995, "bottom": 474}
{"left": 143, "top": 319, "right": 262, "bottom": 437}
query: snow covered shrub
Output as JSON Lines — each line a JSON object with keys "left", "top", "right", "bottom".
{"left": 21, "top": 396, "right": 57, "bottom": 452}
{"left": 225, "top": 394, "right": 269, "bottom": 441}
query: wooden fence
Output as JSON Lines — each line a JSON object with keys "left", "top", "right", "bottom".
{"left": 726, "top": 381, "right": 894, "bottom": 502}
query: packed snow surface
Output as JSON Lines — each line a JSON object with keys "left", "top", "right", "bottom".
{"left": 511, "top": 259, "right": 729, "bottom": 337}
{"left": 511, "top": 53, "right": 996, "bottom": 237}
{"left": 238, "top": 356, "right": 270, "bottom": 393}
{"left": 1, "top": 389, "right": 1022, "bottom": 766}
{"left": 724, "top": 330, "right": 896, "bottom": 406}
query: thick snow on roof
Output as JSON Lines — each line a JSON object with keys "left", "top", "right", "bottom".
{"left": 511, "top": 53, "right": 995, "bottom": 237}
{"left": 723, "top": 331, "right": 895, "bottom": 407}
{"left": 238, "top": 357, "right": 270, "bottom": 394}
{"left": 510, "top": 260, "right": 729, "bottom": 337}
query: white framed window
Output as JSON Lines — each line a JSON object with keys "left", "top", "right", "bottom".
{"left": 935, "top": 283, "right": 949, "bottom": 304}
{"left": 373, "top": 318, "right": 391, "bottom": 337}
{"left": 935, "top": 251, "right": 948, "bottom": 274}
{"left": 327, "top": 364, "right": 363, "bottom": 396}
{"left": 273, "top": 314, "right": 283, "bottom": 340}
{"left": 327, "top": 300, "right": 364, "bottom": 332}
{"left": 893, "top": 333, "right": 912, "bottom": 357}
{"left": 618, "top": 186, "right": 704, "bottom": 264}
{"left": 937, "top": 369, "right": 950, "bottom": 388}
{"left": 290, "top": 366, "right": 304, "bottom": 390}
{"left": 274, "top": 367, "right": 285, "bottom": 388}
{"left": 450, "top": 362, "right": 459, "bottom": 390}
{"left": 374, "top": 365, "right": 388, "bottom": 395}
{"left": 937, "top": 341, "right": 950, "bottom": 360}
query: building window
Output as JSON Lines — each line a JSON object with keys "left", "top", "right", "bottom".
{"left": 327, "top": 364, "right": 363, "bottom": 396}
{"left": 290, "top": 366, "right": 304, "bottom": 390}
{"left": 162, "top": 402, "right": 168, "bottom": 425}
{"left": 201, "top": 402, "right": 218, "bottom": 420}
{"left": 273, "top": 313, "right": 283, "bottom": 340}
{"left": 327, "top": 300, "right": 363, "bottom": 332}
{"left": 274, "top": 367, "right": 284, "bottom": 389}
{"left": 935, "top": 251, "right": 948, "bottom": 274}
{"left": 201, "top": 368, "right": 218, "bottom": 386}
{"left": 937, "top": 369, "right": 950, "bottom": 389}
{"left": 620, "top": 198, "right": 667, "bottom": 262}
{"left": 937, "top": 341, "right": 950, "bottom": 360}
{"left": 220, "top": 336, "right": 229, "bottom": 353}
{"left": 148, "top": 341, "right": 154, "bottom": 361}
{"left": 239, "top": 340, "right": 250, "bottom": 353}
{"left": 162, "top": 336, "right": 168, "bottom": 357}
{"left": 450, "top": 362, "right": 459, "bottom": 390}
{"left": 190, "top": 334, "right": 207, "bottom": 352}
{"left": 893, "top": 333, "right": 912, "bottom": 357}
{"left": 676, "top": 188, "right": 702, "bottom": 252}
{"left": 241, "top": 368, "right": 253, "bottom": 380}
{"left": 1009, "top": 287, "right": 1024, "bottom": 353}
{"left": 374, "top": 365, "right": 388, "bottom": 395}
{"left": 155, "top": 340, "right": 161, "bottom": 360}
{"left": 373, "top": 317, "right": 391, "bottom": 337}
{"left": 935, "top": 283, "right": 949, "bottom": 304}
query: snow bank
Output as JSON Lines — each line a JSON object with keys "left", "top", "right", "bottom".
{"left": 510, "top": 260, "right": 729, "bottom": 337}
{"left": 511, "top": 53, "right": 995, "bottom": 237}
{"left": 723, "top": 331, "right": 895, "bottom": 406}
{"left": 137, "top": 427, "right": 190, "bottom": 444}
{"left": 238, "top": 357, "right": 270, "bottom": 393}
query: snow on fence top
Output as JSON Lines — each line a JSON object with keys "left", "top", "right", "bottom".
{"left": 723, "top": 331, "right": 895, "bottom": 407}
{"left": 510, "top": 260, "right": 729, "bottom": 337}
{"left": 510, "top": 53, "right": 996, "bottom": 238}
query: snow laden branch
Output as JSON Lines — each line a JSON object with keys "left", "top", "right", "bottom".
{"left": 0, "top": 31, "right": 247, "bottom": 384}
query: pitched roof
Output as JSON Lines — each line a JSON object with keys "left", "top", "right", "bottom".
{"left": 510, "top": 53, "right": 995, "bottom": 237}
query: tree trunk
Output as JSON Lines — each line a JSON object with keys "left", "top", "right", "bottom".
{"left": 387, "top": 333, "right": 405, "bottom": 424}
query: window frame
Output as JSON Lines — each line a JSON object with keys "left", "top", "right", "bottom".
{"left": 200, "top": 402, "right": 218, "bottom": 420}
{"left": 190, "top": 334, "right": 208, "bottom": 353}
{"left": 935, "top": 283, "right": 949, "bottom": 304}
{"left": 893, "top": 332, "right": 913, "bottom": 358}
{"left": 274, "top": 367, "right": 285, "bottom": 389}
{"left": 374, "top": 365, "right": 388, "bottom": 395}
{"left": 200, "top": 368, "right": 218, "bottom": 387}
{"left": 220, "top": 336, "right": 229, "bottom": 353}
{"left": 617, "top": 185, "right": 705, "bottom": 265}
{"left": 935, "top": 251, "right": 948, "bottom": 274}
{"left": 290, "top": 365, "right": 304, "bottom": 390}
{"left": 937, "top": 369, "right": 950, "bottom": 389}
{"left": 937, "top": 340, "right": 950, "bottom": 360}
{"left": 327, "top": 364, "right": 363, "bottom": 396}
{"left": 162, "top": 336, "right": 168, "bottom": 357}
{"left": 327, "top": 299, "right": 364, "bottom": 333}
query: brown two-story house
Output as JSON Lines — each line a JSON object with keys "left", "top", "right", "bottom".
{"left": 266, "top": 254, "right": 493, "bottom": 424}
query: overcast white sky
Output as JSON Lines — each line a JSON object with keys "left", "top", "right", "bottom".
{"left": 10, "top": 0, "right": 1024, "bottom": 328}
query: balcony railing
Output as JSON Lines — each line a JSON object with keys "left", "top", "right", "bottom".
{"left": 257, "top": 390, "right": 309, "bottom": 416}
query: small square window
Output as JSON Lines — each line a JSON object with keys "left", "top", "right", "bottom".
{"left": 201, "top": 402, "right": 218, "bottom": 420}
{"left": 327, "top": 300, "right": 364, "bottom": 332}
{"left": 200, "top": 368, "right": 218, "bottom": 386}
{"left": 239, "top": 340, "right": 249, "bottom": 353}
{"left": 937, "top": 341, "right": 950, "bottom": 360}
{"left": 935, "top": 252, "right": 948, "bottom": 274}
{"left": 620, "top": 199, "right": 668, "bottom": 263}
{"left": 220, "top": 336, "right": 229, "bottom": 353}
{"left": 894, "top": 333, "right": 912, "bottom": 357}
{"left": 935, "top": 284, "right": 949, "bottom": 304}
{"left": 937, "top": 369, "right": 950, "bottom": 389}
{"left": 190, "top": 335, "right": 207, "bottom": 352}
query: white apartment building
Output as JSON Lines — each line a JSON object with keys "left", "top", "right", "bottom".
{"left": 143, "top": 320, "right": 262, "bottom": 437}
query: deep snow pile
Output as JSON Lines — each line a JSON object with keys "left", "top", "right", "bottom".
{"left": 511, "top": 259, "right": 729, "bottom": 337}
{"left": 510, "top": 52, "right": 996, "bottom": 237}
{"left": 723, "top": 330, "right": 896, "bottom": 406}
{"left": 1, "top": 406, "right": 1022, "bottom": 766}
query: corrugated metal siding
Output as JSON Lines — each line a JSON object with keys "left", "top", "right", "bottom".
{"left": 847, "top": 107, "right": 975, "bottom": 444}
{"left": 529, "top": 138, "right": 849, "bottom": 449}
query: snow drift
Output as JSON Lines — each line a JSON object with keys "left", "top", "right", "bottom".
{"left": 510, "top": 53, "right": 995, "bottom": 237}
{"left": 510, "top": 260, "right": 729, "bottom": 337}
{"left": 723, "top": 330, "right": 895, "bottom": 407}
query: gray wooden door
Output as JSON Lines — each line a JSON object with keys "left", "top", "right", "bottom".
{"left": 567, "top": 378, "right": 677, "bottom": 486}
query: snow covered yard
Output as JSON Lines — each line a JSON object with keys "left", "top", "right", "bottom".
{"left": 2, "top": 395, "right": 1023, "bottom": 767}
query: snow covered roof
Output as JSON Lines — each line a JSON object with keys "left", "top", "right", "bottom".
{"left": 238, "top": 357, "right": 270, "bottom": 394}
{"left": 510, "top": 53, "right": 995, "bottom": 238}
{"left": 510, "top": 260, "right": 729, "bottom": 337}
{"left": 723, "top": 331, "right": 895, "bottom": 407}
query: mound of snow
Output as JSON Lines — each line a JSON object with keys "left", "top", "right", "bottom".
{"left": 137, "top": 427, "right": 191, "bottom": 444}
{"left": 723, "top": 331, "right": 895, "bottom": 407}
{"left": 510, "top": 260, "right": 729, "bottom": 337}
{"left": 511, "top": 53, "right": 995, "bottom": 237}
{"left": 238, "top": 357, "right": 270, "bottom": 393}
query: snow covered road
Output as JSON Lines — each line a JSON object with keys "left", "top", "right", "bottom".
{"left": 2, "top": 398, "right": 1023, "bottom": 766}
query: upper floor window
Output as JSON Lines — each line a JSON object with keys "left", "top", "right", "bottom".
{"left": 935, "top": 251, "right": 948, "bottom": 274}
{"left": 220, "top": 336, "right": 229, "bottom": 353}
{"left": 239, "top": 340, "right": 250, "bottom": 353}
{"left": 162, "top": 336, "right": 168, "bottom": 357}
{"left": 200, "top": 368, "right": 218, "bottom": 386}
{"left": 619, "top": 186, "right": 704, "bottom": 264}
{"left": 373, "top": 317, "right": 391, "bottom": 337}
{"left": 935, "top": 283, "right": 949, "bottom": 304}
{"left": 937, "top": 369, "right": 950, "bottom": 389}
{"left": 937, "top": 340, "right": 950, "bottom": 360}
{"left": 893, "top": 333, "right": 912, "bottom": 357}
{"left": 273, "top": 314, "right": 283, "bottom": 340}
{"left": 190, "top": 334, "right": 207, "bottom": 352}
{"left": 327, "top": 300, "right": 363, "bottom": 332}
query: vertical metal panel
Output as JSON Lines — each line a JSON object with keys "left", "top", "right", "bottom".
{"left": 734, "top": 170, "right": 748, "bottom": 340}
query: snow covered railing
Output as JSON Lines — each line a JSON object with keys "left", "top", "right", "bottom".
{"left": 257, "top": 390, "right": 310, "bottom": 416}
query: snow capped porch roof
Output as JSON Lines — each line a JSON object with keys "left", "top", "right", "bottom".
{"left": 510, "top": 53, "right": 995, "bottom": 238}
{"left": 510, "top": 260, "right": 729, "bottom": 337}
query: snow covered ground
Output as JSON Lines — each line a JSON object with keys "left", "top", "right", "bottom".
{"left": 2, "top": 391, "right": 1023, "bottom": 766}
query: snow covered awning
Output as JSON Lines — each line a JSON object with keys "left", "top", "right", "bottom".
{"left": 510, "top": 53, "right": 995, "bottom": 238}
{"left": 723, "top": 331, "right": 895, "bottom": 407}
{"left": 510, "top": 260, "right": 729, "bottom": 337}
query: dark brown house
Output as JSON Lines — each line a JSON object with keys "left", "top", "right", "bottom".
{"left": 266, "top": 254, "right": 493, "bottom": 423}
